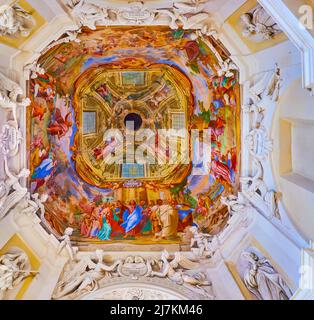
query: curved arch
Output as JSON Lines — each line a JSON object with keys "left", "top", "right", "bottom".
{"left": 77, "top": 278, "right": 196, "bottom": 300}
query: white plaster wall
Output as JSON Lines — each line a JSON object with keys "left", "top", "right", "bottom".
{"left": 272, "top": 76, "right": 314, "bottom": 241}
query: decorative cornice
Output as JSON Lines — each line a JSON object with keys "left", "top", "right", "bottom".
{"left": 65, "top": 0, "right": 218, "bottom": 35}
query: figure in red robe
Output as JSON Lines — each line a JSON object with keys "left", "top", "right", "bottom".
{"left": 47, "top": 108, "right": 72, "bottom": 139}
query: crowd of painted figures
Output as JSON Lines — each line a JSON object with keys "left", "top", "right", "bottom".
{"left": 77, "top": 199, "right": 196, "bottom": 241}
{"left": 70, "top": 194, "right": 230, "bottom": 241}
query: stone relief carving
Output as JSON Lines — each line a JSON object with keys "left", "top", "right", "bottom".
{"left": 0, "top": 250, "right": 37, "bottom": 300}
{"left": 240, "top": 250, "right": 292, "bottom": 300}
{"left": 240, "top": 4, "right": 282, "bottom": 42}
{"left": 52, "top": 249, "right": 214, "bottom": 300}
{"left": 0, "top": 4, "right": 35, "bottom": 38}
{"left": 66, "top": 0, "right": 215, "bottom": 34}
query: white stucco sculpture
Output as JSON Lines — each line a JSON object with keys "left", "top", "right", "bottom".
{"left": 0, "top": 251, "right": 37, "bottom": 300}
{"left": 0, "top": 71, "right": 31, "bottom": 125}
{"left": 68, "top": 0, "right": 111, "bottom": 30}
{"left": 0, "top": 4, "right": 35, "bottom": 38}
{"left": 0, "top": 156, "right": 30, "bottom": 221}
{"left": 240, "top": 5, "right": 281, "bottom": 42}
{"left": 67, "top": 0, "right": 215, "bottom": 34}
{"left": 249, "top": 64, "right": 281, "bottom": 104}
{"left": 22, "top": 193, "right": 48, "bottom": 217}
{"left": 241, "top": 251, "right": 292, "bottom": 300}
{"left": 150, "top": 250, "right": 213, "bottom": 299}
{"left": 53, "top": 249, "right": 122, "bottom": 299}
{"left": 0, "top": 121, "right": 22, "bottom": 156}
{"left": 189, "top": 226, "right": 213, "bottom": 257}
{"left": 57, "top": 227, "right": 77, "bottom": 261}
{"left": 221, "top": 194, "right": 246, "bottom": 215}
{"left": 266, "top": 64, "right": 281, "bottom": 102}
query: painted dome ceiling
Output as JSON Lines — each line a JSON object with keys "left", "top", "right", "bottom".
{"left": 29, "top": 26, "right": 240, "bottom": 245}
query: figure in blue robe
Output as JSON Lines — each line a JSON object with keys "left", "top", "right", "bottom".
{"left": 121, "top": 205, "right": 143, "bottom": 234}
{"left": 97, "top": 217, "right": 111, "bottom": 240}
{"left": 32, "top": 157, "right": 55, "bottom": 180}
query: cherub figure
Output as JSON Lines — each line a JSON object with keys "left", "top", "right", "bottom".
{"left": 57, "top": 227, "right": 76, "bottom": 261}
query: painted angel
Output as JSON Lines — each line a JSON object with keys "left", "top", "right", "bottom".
{"left": 47, "top": 108, "right": 72, "bottom": 139}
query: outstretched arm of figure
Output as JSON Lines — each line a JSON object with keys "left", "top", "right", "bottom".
{"left": 151, "top": 264, "right": 170, "bottom": 278}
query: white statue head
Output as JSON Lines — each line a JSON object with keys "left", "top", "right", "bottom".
{"left": 95, "top": 249, "right": 104, "bottom": 261}
{"left": 64, "top": 227, "right": 73, "bottom": 236}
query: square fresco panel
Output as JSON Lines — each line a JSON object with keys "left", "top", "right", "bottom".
{"left": 28, "top": 27, "right": 241, "bottom": 246}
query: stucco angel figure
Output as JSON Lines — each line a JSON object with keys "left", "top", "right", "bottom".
{"left": 189, "top": 226, "right": 213, "bottom": 257}
{"left": 151, "top": 250, "right": 213, "bottom": 299}
{"left": 158, "top": 3, "right": 209, "bottom": 30}
{"left": 0, "top": 156, "right": 30, "bottom": 221}
{"left": 151, "top": 250, "right": 196, "bottom": 284}
{"left": 21, "top": 192, "right": 48, "bottom": 217}
{"left": 68, "top": 0, "right": 111, "bottom": 30}
{"left": 241, "top": 251, "right": 292, "bottom": 300}
{"left": 57, "top": 227, "right": 76, "bottom": 261}
{"left": 242, "top": 104, "right": 265, "bottom": 129}
{"left": 240, "top": 5, "right": 280, "bottom": 42}
{"left": 220, "top": 194, "right": 245, "bottom": 216}
{"left": 0, "top": 5, "right": 35, "bottom": 38}
{"left": 0, "top": 251, "right": 37, "bottom": 300}
{"left": 53, "top": 250, "right": 122, "bottom": 299}
{"left": 0, "top": 71, "right": 31, "bottom": 125}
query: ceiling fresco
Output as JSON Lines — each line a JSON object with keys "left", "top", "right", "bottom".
{"left": 28, "top": 26, "right": 240, "bottom": 245}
